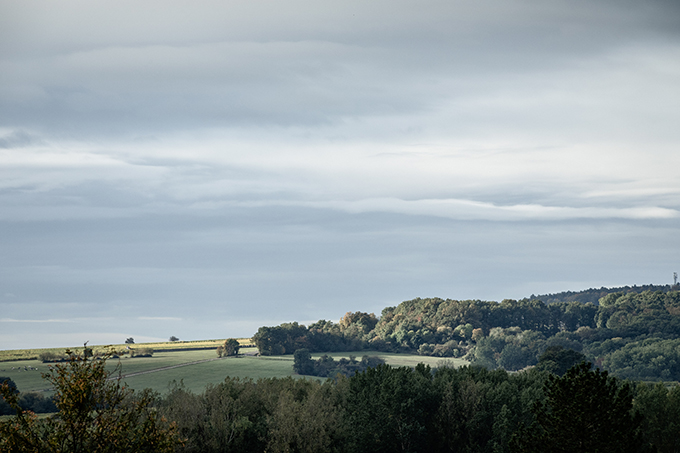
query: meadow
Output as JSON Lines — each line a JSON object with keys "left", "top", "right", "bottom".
{"left": 1, "top": 348, "right": 468, "bottom": 395}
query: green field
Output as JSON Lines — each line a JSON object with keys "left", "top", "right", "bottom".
{"left": 1, "top": 348, "right": 469, "bottom": 395}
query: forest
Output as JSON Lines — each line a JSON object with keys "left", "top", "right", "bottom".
{"left": 253, "top": 288, "right": 680, "bottom": 381}
{"left": 528, "top": 284, "right": 676, "bottom": 305}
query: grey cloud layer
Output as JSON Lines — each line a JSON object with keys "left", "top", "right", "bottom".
{"left": 2, "top": 137, "right": 678, "bottom": 223}
{"left": 2, "top": 0, "right": 679, "bottom": 135}
{"left": 1, "top": 0, "right": 679, "bottom": 349}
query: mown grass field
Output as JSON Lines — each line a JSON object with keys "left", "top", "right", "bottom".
{"left": 1, "top": 348, "right": 469, "bottom": 395}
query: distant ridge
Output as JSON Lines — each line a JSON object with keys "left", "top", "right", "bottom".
{"left": 527, "top": 283, "right": 680, "bottom": 305}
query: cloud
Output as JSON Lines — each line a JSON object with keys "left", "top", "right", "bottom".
{"left": 0, "top": 129, "right": 44, "bottom": 148}
{"left": 233, "top": 198, "right": 680, "bottom": 221}
{"left": 0, "top": 318, "right": 73, "bottom": 323}
{"left": 1, "top": 134, "right": 678, "bottom": 225}
{"left": 137, "top": 317, "right": 183, "bottom": 322}
{"left": 2, "top": 0, "right": 679, "bottom": 137}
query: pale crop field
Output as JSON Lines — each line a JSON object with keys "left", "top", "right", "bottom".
{"left": 0, "top": 338, "right": 255, "bottom": 362}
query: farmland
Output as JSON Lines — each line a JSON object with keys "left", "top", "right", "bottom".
{"left": 1, "top": 347, "right": 469, "bottom": 395}
{"left": 0, "top": 338, "right": 255, "bottom": 363}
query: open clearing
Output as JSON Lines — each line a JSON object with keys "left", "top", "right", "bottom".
{"left": 1, "top": 349, "right": 469, "bottom": 395}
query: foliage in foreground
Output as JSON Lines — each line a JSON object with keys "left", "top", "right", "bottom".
{"left": 156, "top": 361, "right": 678, "bottom": 453}
{"left": 0, "top": 346, "right": 183, "bottom": 453}
{"left": 512, "top": 362, "right": 649, "bottom": 453}
{"left": 160, "top": 377, "right": 346, "bottom": 453}
{"left": 4, "top": 352, "right": 679, "bottom": 453}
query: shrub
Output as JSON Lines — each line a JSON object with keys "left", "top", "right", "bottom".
{"left": 38, "top": 351, "right": 67, "bottom": 363}
{"left": 130, "top": 348, "right": 154, "bottom": 358}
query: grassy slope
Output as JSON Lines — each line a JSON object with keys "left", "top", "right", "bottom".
{"left": 2, "top": 348, "right": 469, "bottom": 395}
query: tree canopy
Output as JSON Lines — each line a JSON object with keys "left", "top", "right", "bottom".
{"left": 512, "top": 362, "right": 649, "bottom": 453}
{"left": 252, "top": 290, "right": 680, "bottom": 381}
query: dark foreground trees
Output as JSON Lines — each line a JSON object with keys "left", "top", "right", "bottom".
{"left": 159, "top": 377, "right": 345, "bottom": 453}
{"left": 157, "top": 363, "right": 547, "bottom": 453}
{"left": 0, "top": 346, "right": 182, "bottom": 453}
{"left": 156, "top": 361, "right": 680, "bottom": 453}
{"left": 6, "top": 354, "right": 678, "bottom": 453}
{"left": 633, "top": 382, "right": 680, "bottom": 453}
{"left": 345, "top": 363, "right": 438, "bottom": 452}
{"left": 511, "top": 362, "right": 649, "bottom": 453}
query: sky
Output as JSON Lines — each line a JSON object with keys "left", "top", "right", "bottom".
{"left": 1, "top": 0, "right": 679, "bottom": 350}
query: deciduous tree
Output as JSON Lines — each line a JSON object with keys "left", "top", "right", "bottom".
{"left": 0, "top": 345, "right": 182, "bottom": 453}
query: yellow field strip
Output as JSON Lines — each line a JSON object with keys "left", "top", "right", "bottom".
{"left": 0, "top": 338, "right": 255, "bottom": 362}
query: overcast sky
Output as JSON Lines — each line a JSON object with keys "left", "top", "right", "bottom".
{"left": 1, "top": 0, "right": 679, "bottom": 350}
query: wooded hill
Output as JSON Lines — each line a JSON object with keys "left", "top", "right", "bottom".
{"left": 253, "top": 289, "right": 680, "bottom": 381}
{"left": 527, "top": 284, "right": 680, "bottom": 305}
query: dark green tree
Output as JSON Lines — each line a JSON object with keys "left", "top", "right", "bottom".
{"left": 265, "top": 379, "right": 346, "bottom": 453}
{"left": 0, "top": 377, "right": 18, "bottom": 416}
{"left": 217, "top": 338, "right": 241, "bottom": 357}
{"left": 293, "top": 349, "right": 315, "bottom": 375}
{"left": 346, "top": 363, "right": 438, "bottom": 453}
{"left": 512, "top": 362, "right": 649, "bottom": 453}
{"left": 535, "top": 346, "right": 585, "bottom": 376}
{"left": 498, "top": 343, "right": 535, "bottom": 371}
{"left": 634, "top": 382, "right": 680, "bottom": 453}
{"left": 225, "top": 338, "right": 240, "bottom": 356}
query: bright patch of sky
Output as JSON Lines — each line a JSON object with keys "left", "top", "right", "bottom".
{"left": 1, "top": 0, "right": 679, "bottom": 349}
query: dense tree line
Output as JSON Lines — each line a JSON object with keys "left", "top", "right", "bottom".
{"left": 252, "top": 312, "right": 377, "bottom": 355}
{"left": 292, "top": 349, "right": 385, "bottom": 378}
{"left": 529, "top": 284, "right": 679, "bottom": 305}
{"left": 512, "top": 362, "right": 649, "bottom": 453}
{"left": 154, "top": 362, "right": 677, "bottom": 453}
{"left": 254, "top": 290, "right": 680, "bottom": 381}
